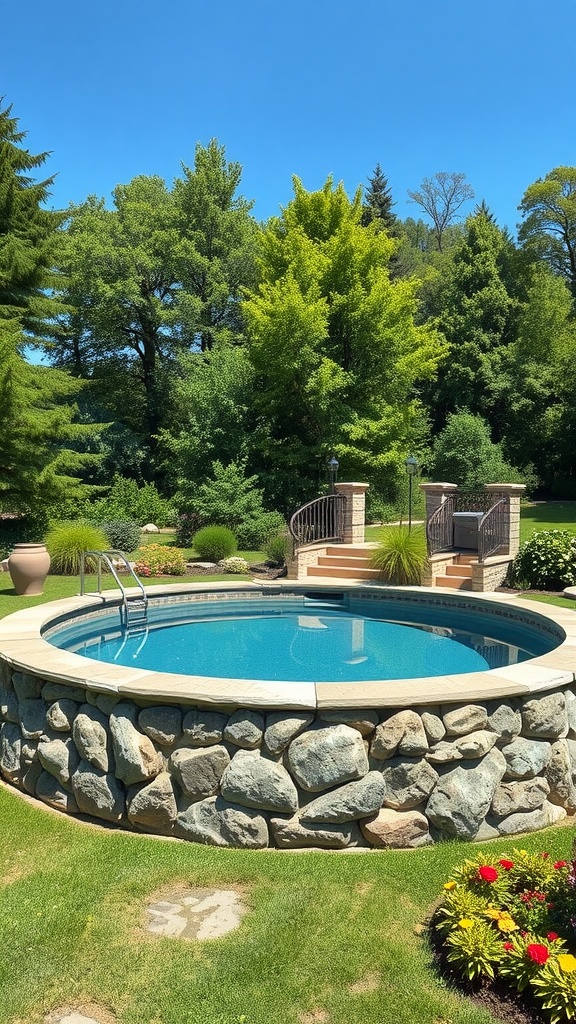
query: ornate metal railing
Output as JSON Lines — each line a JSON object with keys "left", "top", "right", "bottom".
{"left": 426, "top": 495, "right": 455, "bottom": 555}
{"left": 478, "top": 497, "right": 509, "bottom": 562}
{"left": 289, "top": 494, "right": 346, "bottom": 548}
{"left": 455, "top": 491, "right": 494, "bottom": 513}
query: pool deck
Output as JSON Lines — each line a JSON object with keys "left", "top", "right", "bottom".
{"left": 0, "top": 580, "right": 575, "bottom": 711}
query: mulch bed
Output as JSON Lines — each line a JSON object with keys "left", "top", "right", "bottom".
{"left": 185, "top": 562, "right": 288, "bottom": 581}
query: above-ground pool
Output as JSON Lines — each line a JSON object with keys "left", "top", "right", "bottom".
{"left": 1, "top": 581, "right": 576, "bottom": 851}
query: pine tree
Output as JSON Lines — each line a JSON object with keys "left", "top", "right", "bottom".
{"left": 361, "top": 164, "right": 396, "bottom": 230}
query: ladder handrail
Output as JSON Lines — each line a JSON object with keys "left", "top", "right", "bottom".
{"left": 80, "top": 549, "right": 148, "bottom": 628}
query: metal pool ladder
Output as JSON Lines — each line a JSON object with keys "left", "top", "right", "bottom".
{"left": 80, "top": 550, "right": 149, "bottom": 632}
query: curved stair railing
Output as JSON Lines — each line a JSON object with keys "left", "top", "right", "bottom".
{"left": 478, "top": 497, "right": 509, "bottom": 563}
{"left": 289, "top": 494, "right": 346, "bottom": 549}
{"left": 426, "top": 495, "right": 455, "bottom": 555}
{"left": 80, "top": 549, "right": 148, "bottom": 631}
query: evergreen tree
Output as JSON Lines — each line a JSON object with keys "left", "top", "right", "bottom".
{"left": 361, "top": 164, "right": 396, "bottom": 230}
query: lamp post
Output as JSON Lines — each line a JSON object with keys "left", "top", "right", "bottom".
{"left": 405, "top": 455, "right": 418, "bottom": 531}
{"left": 327, "top": 455, "right": 339, "bottom": 494}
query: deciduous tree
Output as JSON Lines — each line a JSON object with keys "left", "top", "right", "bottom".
{"left": 407, "top": 171, "right": 474, "bottom": 251}
{"left": 518, "top": 166, "right": 576, "bottom": 298}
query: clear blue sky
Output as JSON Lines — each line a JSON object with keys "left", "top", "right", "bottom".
{"left": 3, "top": 0, "right": 576, "bottom": 235}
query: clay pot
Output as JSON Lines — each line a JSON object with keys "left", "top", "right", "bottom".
{"left": 8, "top": 543, "right": 51, "bottom": 596}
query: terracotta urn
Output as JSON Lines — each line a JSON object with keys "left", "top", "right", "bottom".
{"left": 8, "top": 543, "right": 51, "bottom": 596}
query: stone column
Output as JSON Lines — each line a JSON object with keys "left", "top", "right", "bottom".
{"left": 484, "top": 483, "right": 526, "bottom": 556}
{"left": 334, "top": 482, "right": 369, "bottom": 544}
{"left": 420, "top": 482, "right": 458, "bottom": 524}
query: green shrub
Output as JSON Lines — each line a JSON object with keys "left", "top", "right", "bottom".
{"left": 100, "top": 520, "right": 142, "bottom": 553}
{"left": 511, "top": 530, "right": 576, "bottom": 590}
{"left": 45, "top": 521, "right": 109, "bottom": 575}
{"left": 236, "top": 510, "right": 285, "bottom": 549}
{"left": 219, "top": 556, "right": 249, "bottom": 574}
{"left": 0, "top": 511, "right": 49, "bottom": 561}
{"left": 193, "top": 525, "right": 237, "bottom": 562}
{"left": 90, "top": 475, "right": 175, "bottom": 528}
{"left": 132, "top": 544, "right": 186, "bottom": 577}
{"left": 180, "top": 460, "right": 283, "bottom": 548}
{"left": 264, "top": 531, "right": 291, "bottom": 566}
{"left": 370, "top": 526, "right": 427, "bottom": 585}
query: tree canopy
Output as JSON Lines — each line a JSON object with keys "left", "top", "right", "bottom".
{"left": 518, "top": 166, "right": 576, "bottom": 299}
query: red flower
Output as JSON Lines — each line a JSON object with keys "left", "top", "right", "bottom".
{"left": 503, "top": 942, "right": 514, "bottom": 951}
{"left": 499, "top": 859, "right": 514, "bottom": 870}
{"left": 478, "top": 865, "right": 499, "bottom": 882}
{"left": 541, "top": 852, "right": 550, "bottom": 860}
{"left": 527, "top": 944, "right": 549, "bottom": 965}
{"left": 547, "top": 932, "right": 559, "bottom": 942}
{"left": 554, "top": 861, "right": 568, "bottom": 869}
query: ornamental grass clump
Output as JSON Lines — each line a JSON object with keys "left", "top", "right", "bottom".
{"left": 435, "top": 849, "right": 576, "bottom": 1022}
{"left": 370, "top": 525, "right": 427, "bottom": 585}
{"left": 45, "top": 521, "right": 109, "bottom": 575}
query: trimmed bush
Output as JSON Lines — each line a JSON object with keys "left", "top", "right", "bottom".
{"left": 100, "top": 520, "right": 141, "bottom": 553}
{"left": 370, "top": 525, "right": 427, "bottom": 585}
{"left": 45, "top": 521, "right": 109, "bottom": 575}
{"left": 132, "top": 544, "right": 186, "bottom": 577}
{"left": 193, "top": 525, "right": 237, "bottom": 562}
{"left": 510, "top": 530, "right": 576, "bottom": 590}
{"left": 218, "top": 556, "right": 249, "bottom": 574}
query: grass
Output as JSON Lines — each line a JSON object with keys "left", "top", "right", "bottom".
{"left": 1, "top": 781, "right": 574, "bottom": 1024}
{"left": 520, "top": 501, "right": 576, "bottom": 542}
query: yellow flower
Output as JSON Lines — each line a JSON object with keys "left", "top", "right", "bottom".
{"left": 497, "top": 916, "right": 518, "bottom": 933}
{"left": 443, "top": 881, "right": 457, "bottom": 891}
{"left": 558, "top": 954, "right": 576, "bottom": 973}
{"left": 458, "top": 918, "right": 474, "bottom": 929}
{"left": 485, "top": 907, "right": 503, "bottom": 920}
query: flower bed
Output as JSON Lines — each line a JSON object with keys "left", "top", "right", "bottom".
{"left": 435, "top": 849, "right": 576, "bottom": 1022}
{"left": 133, "top": 544, "right": 187, "bottom": 576}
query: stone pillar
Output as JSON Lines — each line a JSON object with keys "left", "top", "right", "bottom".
{"left": 484, "top": 483, "right": 526, "bottom": 556}
{"left": 334, "top": 482, "right": 369, "bottom": 544}
{"left": 420, "top": 483, "right": 458, "bottom": 524}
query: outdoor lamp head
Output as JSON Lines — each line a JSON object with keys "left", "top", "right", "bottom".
{"left": 405, "top": 455, "right": 418, "bottom": 476}
{"left": 328, "top": 456, "right": 339, "bottom": 472}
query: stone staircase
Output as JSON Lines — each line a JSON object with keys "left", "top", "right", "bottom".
{"left": 306, "top": 543, "right": 380, "bottom": 581}
{"left": 433, "top": 553, "right": 476, "bottom": 590}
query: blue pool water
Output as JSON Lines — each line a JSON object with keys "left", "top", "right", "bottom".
{"left": 48, "top": 594, "right": 558, "bottom": 683}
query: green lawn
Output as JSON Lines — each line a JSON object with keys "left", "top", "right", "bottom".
{"left": 520, "top": 501, "right": 576, "bottom": 542}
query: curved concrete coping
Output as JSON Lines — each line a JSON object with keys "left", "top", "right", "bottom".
{"left": 0, "top": 580, "right": 575, "bottom": 711}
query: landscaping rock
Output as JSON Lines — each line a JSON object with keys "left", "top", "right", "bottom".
{"left": 1, "top": 723, "right": 22, "bottom": 782}
{"left": 264, "top": 711, "right": 314, "bottom": 754}
{"left": 270, "top": 813, "right": 361, "bottom": 849}
{"left": 443, "top": 704, "right": 488, "bottom": 735}
{"left": 287, "top": 723, "right": 369, "bottom": 792}
{"left": 453, "top": 730, "right": 498, "bottom": 759}
{"left": 127, "top": 771, "right": 177, "bottom": 832}
{"left": 421, "top": 711, "right": 446, "bottom": 744}
{"left": 425, "top": 748, "right": 506, "bottom": 840}
{"left": 360, "top": 807, "right": 431, "bottom": 848}
{"left": 142, "top": 523, "right": 159, "bottom": 533}
{"left": 109, "top": 702, "right": 162, "bottom": 785}
{"left": 300, "top": 771, "right": 385, "bottom": 822}
{"left": 42, "top": 682, "right": 86, "bottom": 704}
{"left": 139, "top": 706, "right": 182, "bottom": 746}
{"left": 37, "top": 735, "right": 79, "bottom": 785}
{"left": 175, "top": 795, "right": 269, "bottom": 848}
{"left": 381, "top": 757, "right": 438, "bottom": 810}
{"left": 318, "top": 709, "right": 379, "bottom": 736}
{"left": 521, "top": 693, "right": 568, "bottom": 739}
{"left": 565, "top": 689, "right": 576, "bottom": 735}
{"left": 182, "top": 709, "right": 228, "bottom": 746}
{"left": 46, "top": 699, "right": 78, "bottom": 733}
{"left": 12, "top": 671, "right": 41, "bottom": 701}
{"left": 544, "top": 739, "right": 576, "bottom": 810}
{"left": 22, "top": 758, "right": 43, "bottom": 796}
{"left": 371, "top": 710, "right": 428, "bottom": 759}
{"left": 71, "top": 760, "right": 125, "bottom": 822}
{"left": 486, "top": 701, "right": 522, "bottom": 743}
{"left": 501, "top": 737, "right": 552, "bottom": 779}
{"left": 36, "top": 770, "right": 79, "bottom": 813}
{"left": 169, "top": 745, "right": 230, "bottom": 800}
{"left": 496, "top": 800, "right": 566, "bottom": 836}
{"left": 224, "top": 710, "right": 264, "bottom": 749}
{"left": 1, "top": 687, "right": 19, "bottom": 724}
{"left": 19, "top": 698, "right": 47, "bottom": 739}
{"left": 425, "top": 741, "right": 463, "bottom": 764}
{"left": 491, "top": 777, "right": 550, "bottom": 817}
{"left": 220, "top": 749, "right": 298, "bottom": 813}
{"left": 73, "top": 706, "right": 112, "bottom": 772}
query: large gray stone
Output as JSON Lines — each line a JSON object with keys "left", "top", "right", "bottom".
{"left": 264, "top": 712, "right": 314, "bottom": 754}
{"left": 224, "top": 710, "right": 265, "bottom": 749}
{"left": 565, "top": 688, "right": 576, "bottom": 735}
{"left": 175, "top": 795, "right": 269, "bottom": 848}
{"left": 169, "top": 745, "right": 230, "bottom": 800}
{"left": 109, "top": 702, "right": 162, "bottom": 785}
{"left": 425, "top": 748, "right": 506, "bottom": 840}
{"left": 453, "top": 730, "right": 498, "bottom": 759}
{"left": 544, "top": 739, "right": 576, "bottom": 810}
{"left": 12, "top": 671, "right": 41, "bottom": 701}
{"left": 0, "top": 722, "right": 21, "bottom": 782}
{"left": 288, "top": 724, "right": 369, "bottom": 792}
{"left": 491, "top": 777, "right": 550, "bottom": 817}
{"left": 220, "top": 749, "right": 298, "bottom": 813}
{"left": 36, "top": 770, "right": 79, "bottom": 813}
{"left": 496, "top": 801, "right": 566, "bottom": 836}
{"left": 42, "top": 681, "right": 87, "bottom": 704}
{"left": 22, "top": 758, "right": 43, "bottom": 796}
{"left": 182, "top": 709, "right": 228, "bottom": 746}
{"left": 381, "top": 757, "right": 438, "bottom": 810}
{"left": 486, "top": 701, "right": 522, "bottom": 743}
{"left": 318, "top": 709, "right": 379, "bottom": 737}
{"left": 521, "top": 692, "right": 568, "bottom": 739}
{"left": 501, "top": 737, "right": 552, "bottom": 779}
{"left": 1, "top": 687, "right": 19, "bottom": 724}
{"left": 270, "top": 814, "right": 361, "bottom": 849}
{"left": 73, "top": 706, "right": 112, "bottom": 772}
{"left": 421, "top": 711, "right": 446, "bottom": 744}
{"left": 443, "top": 704, "right": 488, "bottom": 736}
{"left": 127, "top": 771, "right": 177, "bottom": 833}
{"left": 71, "top": 760, "right": 125, "bottom": 822}
{"left": 37, "top": 735, "right": 79, "bottom": 785}
{"left": 426, "top": 741, "right": 463, "bottom": 764}
{"left": 138, "top": 706, "right": 182, "bottom": 747}
{"left": 300, "top": 772, "right": 385, "bottom": 823}
{"left": 360, "top": 807, "right": 431, "bottom": 848}
{"left": 19, "top": 698, "right": 47, "bottom": 739}
{"left": 371, "top": 711, "right": 428, "bottom": 760}
{"left": 46, "top": 699, "right": 78, "bottom": 733}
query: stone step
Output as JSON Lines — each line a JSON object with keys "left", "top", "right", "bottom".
{"left": 317, "top": 555, "right": 374, "bottom": 569}
{"left": 435, "top": 575, "right": 473, "bottom": 590}
{"left": 324, "top": 544, "right": 378, "bottom": 557}
{"left": 445, "top": 564, "right": 473, "bottom": 577}
{"left": 307, "top": 565, "right": 383, "bottom": 580}
{"left": 455, "top": 554, "right": 477, "bottom": 565}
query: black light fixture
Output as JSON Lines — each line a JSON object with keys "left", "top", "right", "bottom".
{"left": 327, "top": 455, "right": 339, "bottom": 493}
{"left": 405, "top": 455, "right": 419, "bottom": 531}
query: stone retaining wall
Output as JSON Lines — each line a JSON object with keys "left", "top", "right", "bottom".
{"left": 1, "top": 658, "right": 574, "bottom": 849}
